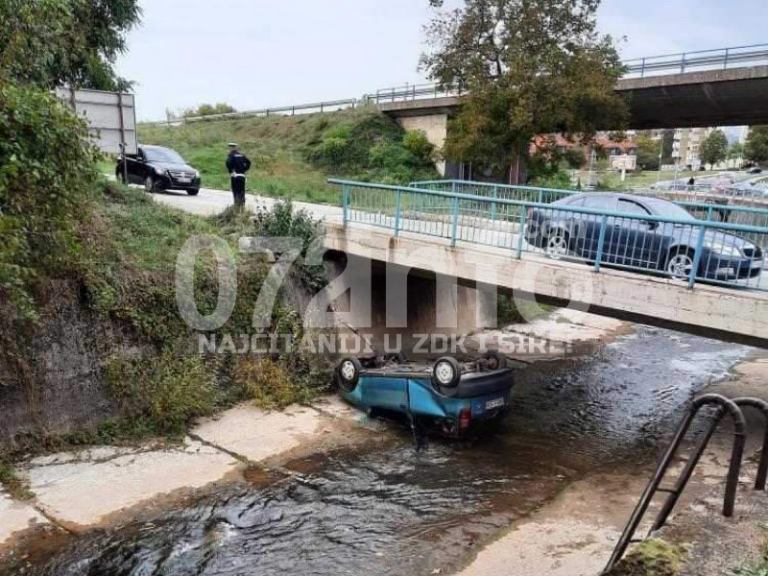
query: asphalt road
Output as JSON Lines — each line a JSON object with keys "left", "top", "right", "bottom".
{"left": 151, "top": 186, "right": 343, "bottom": 222}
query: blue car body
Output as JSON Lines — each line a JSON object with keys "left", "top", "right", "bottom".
{"left": 339, "top": 364, "right": 514, "bottom": 436}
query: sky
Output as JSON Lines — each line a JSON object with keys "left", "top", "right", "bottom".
{"left": 116, "top": 0, "right": 767, "bottom": 122}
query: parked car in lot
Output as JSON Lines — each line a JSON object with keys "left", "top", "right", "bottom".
{"left": 336, "top": 353, "right": 514, "bottom": 438}
{"left": 116, "top": 145, "right": 201, "bottom": 195}
{"left": 525, "top": 192, "right": 764, "bottom": 284}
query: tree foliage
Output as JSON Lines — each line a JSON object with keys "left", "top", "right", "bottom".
{"left": 0, "top": 0, "right": 141, "bottom": 90}
{"left": 661, "top": 129, "right": 675, "bottom": 163}
{"left": 422, "top": 0, "right": 629, "bottom": 181}
{"left": 745, "top": 126, "right": 768, "bottom": 165}
{"left": 0, "top": 0, "right": 139, "bottom": 316}
{"left": 635, "top": 135, "right": 661, "bottom": 170}
{"left": 183, "top": 103, "right": 238, "bottom": 118}
{"left": 699, "top": 129, "right": 729, "bottom": 168}
{"left": 0, "top": 85, "right": 99, "bottom": 317}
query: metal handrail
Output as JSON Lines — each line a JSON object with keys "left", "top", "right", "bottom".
{"left": 332, "top": 178, "right": 768, "bottom": 236}
{"left": 331, "top": 178, "right": 768, "bottom": 291}
{"left": 410, "top": 179, "right": 768, "bottom": 221}
{"left": 733, "top": 398, "right": 768, "bottom": 491}
{"left": 604, "top": 394, "right": 747, "bottom": 573}
{"left": 142, "top": 98, "right": 359, "bottom": 126}
{"left": 370, "top": 43, "right": 768, "bottom": 103}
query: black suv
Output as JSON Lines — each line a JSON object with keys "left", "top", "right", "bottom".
{"left": 116, "top": 145, "right": 201, "bottom": 195}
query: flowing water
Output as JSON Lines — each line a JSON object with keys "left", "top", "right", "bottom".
{"left": 6, "top": 327, "right": 752, "bottom": 576}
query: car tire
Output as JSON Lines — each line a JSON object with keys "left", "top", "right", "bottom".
{"left": 545, "top": 229, "right": 570, "bottom": 260}
{"left": 666, "top": 248, "right": 696, "bottom": 280}
{"left": 483, "top": 350, "right": 507, "bottom": 371}
{"left": 337, "top": 357, "right": 362, "bottom": 393}
{"left": 187, "top": 188, "right": 200, "bottom": 196}
{"left": 145, "top": 176, "right": 156, "bottom": 193}
{"left": 432, "top": 357, "right": 462, "bottom": 396}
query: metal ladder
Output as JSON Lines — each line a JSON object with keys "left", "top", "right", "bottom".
{"left": 604, "top": 394, "right": 768, "bottom": 573}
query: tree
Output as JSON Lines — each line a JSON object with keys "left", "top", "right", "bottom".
{"left": 635, "top": 136, "right": 661, "bottom": 170}
{"left": 0, "top": 0, "right": 142, "bottom": 90}
{"left": 745, "top": 126, "right": 768, "bottom": 165}
{"left": 699, "top": 129, "right": 729, "bottom": 168}
{"left": 728, "top": 142, "right": 744, "bottom": 164}
{"left": 421, "top": 0, "right": 629, "bottom": 183}
{"left": 182, "top": 103, "right": 238, "bottom": 118}
{"left": 661, "top": 129, "right": 675, "bottom": 164}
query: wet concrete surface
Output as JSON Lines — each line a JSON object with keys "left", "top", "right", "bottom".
{"left": 1, "top": 326, "right": 758, "bottom": 576}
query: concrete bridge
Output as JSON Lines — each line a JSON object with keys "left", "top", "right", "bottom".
{"left": 324, "top": 180, "right": 768, "bottom": 349}
{"left": 372, "top": 44, "right": 768, "bottom": 175}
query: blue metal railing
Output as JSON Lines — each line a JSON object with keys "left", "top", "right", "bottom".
{"left": 411, "top": 179, "right": 768, "bottom": 244}
{"left": 330, "top": 178, "right": 768, "bottom": 292}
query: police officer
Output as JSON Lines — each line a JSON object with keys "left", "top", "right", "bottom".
{"left": 226, "top": 143, "right": 252, "bottom": 208}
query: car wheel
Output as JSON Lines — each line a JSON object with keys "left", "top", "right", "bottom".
{"left": 432, "top": 357, "right": 462, "bottom": 396}
{"left": 666, "top": 249, "right": 695, "bottom": 280}
{"left": 187, "top": 188, "right": 200, "bottom": 196}
{"left": 145, "top": 176, "right": 156, "bottom": 193}
{"left": 545, "top": 231, "right": 570, "bottom": 260}
{"left": 337, "top": 357, "right": 362, "bottom": 393}
{"left": 483, "top": 350, "right": 507, "bottom": 371}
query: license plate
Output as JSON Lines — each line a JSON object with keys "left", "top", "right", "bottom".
{"left": 177, "top": 177, "right": 191, "bottom": 183}
{"left": 486, "top": 398, "right": 505, "bottom": 410}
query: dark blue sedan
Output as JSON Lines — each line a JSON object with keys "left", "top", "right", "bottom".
{"left": 524, "top": 193, "right": 764, "bottom": 284}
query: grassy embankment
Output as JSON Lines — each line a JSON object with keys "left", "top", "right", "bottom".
{"left": 2, "top": 180, "right": 331, "bottom": 455}
{"left": 137, "top": 107, "right": 439, "bottom": 205}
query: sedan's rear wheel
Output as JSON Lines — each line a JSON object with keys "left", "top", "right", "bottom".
{"left": 545, "top": 232, "right": 569, "bottom": 260}
{"left": 145, "top": 176, "right": 156, "bottom": 193}
{"left": 432, "top": 357, "right": 462, "bottom": 397}
{"left": 667, "top": 251, "right": 695, "bottom": 280}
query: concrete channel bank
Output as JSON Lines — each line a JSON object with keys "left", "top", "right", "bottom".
{"left": 0, "top": 308, "right": 624, "bottom": 561}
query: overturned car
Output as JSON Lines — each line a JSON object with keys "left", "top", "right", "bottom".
{"left": 336, "top": 352, "right": 515, "bottom": 438}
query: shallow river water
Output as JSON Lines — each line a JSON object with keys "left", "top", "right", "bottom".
{"left": 9, "top": 326, "right": 752, "bottom": 576}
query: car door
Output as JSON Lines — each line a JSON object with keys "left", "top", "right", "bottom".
{"left": 127, "top": 148, "right": 148, "bottom": 184}
{"left": 580, "top": 196, "right": 618, "bottom": 261}
{"left": 362, "top": 376, "right": 408, "bottom": 413}
{"left": 616, "top": 199, "right": 654, "bottom": 268}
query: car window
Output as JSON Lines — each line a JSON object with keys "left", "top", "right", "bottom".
{"left": 583, "top": 196, "right": 617, "bottom": 211}
{"left": 144, "top": 148, "right": 186, "bottom": 164}
{"left": 618, "top": 199, "right": 650, "bottom": 216}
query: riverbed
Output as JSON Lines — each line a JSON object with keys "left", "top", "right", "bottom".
{"left": 2, "top": 325, "right": 760, "bottom": 576}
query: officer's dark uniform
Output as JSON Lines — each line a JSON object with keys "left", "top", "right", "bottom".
{"left": 226, "top": 149, "right": 252, "bottom": 207}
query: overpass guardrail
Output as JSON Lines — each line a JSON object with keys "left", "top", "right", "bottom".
{"left": 368, "top": 43, "right": 768, "bottom": 104}
{"left": 330, "top": 178, "right": 768, "bottom": 292}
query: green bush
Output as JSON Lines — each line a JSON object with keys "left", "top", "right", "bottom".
{"left": 402, "top": 130, "right": 436, "bottom": 164}
{"left": 104, "top": 352, "right": 221, "bottom": 435}
{"left": 0, "top": 82, "right": 99, "bottom": 319}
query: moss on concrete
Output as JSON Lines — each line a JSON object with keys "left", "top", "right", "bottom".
{"left": 607, "top": 539, "right": 688, "bottom": 576}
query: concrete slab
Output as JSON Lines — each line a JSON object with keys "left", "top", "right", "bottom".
{"left": 192, "top": 404, "right": 327, "bottom": 463}
{"left": 505, "top": 309, "right": 625, "bottom": 344}
{"left": 23, "top": 439, "right": 238, "bottom": 527}
{"left": 0, "top": 491, "right": 47, "bottom": 547}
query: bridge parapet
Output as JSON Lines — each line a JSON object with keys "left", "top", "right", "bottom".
{"left": 331, "top": 178, "right": 768, "bottom": 294}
